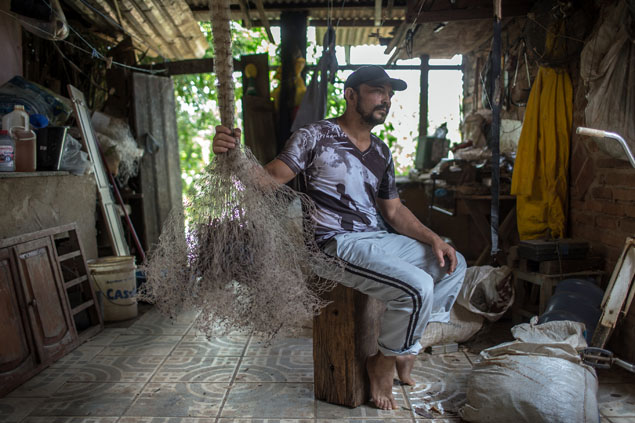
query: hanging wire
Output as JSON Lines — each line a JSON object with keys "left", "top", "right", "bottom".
{"left": 334, "top": 0, "right": 348, "bottom": 31}
{"left": 0, "top": 7, "right": 165, "bottom": 75}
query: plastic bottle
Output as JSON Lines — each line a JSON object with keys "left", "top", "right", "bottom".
{"left": 13, "top": 128, "right": 37, "bottom": 172}
{"left": 2, "top": 104, "right": 29, "bottom": 132}
{"left": 0, "top": 130, "right": 15, "bottom": 172}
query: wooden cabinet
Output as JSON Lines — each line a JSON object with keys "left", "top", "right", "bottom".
{"left": 14, "top": 238, "right": 76, "bottom": 364}
{"left": 0, "top": 248, "right": 38, "bottom": 394}
{"left": 0, "top": 224, "right": 103, "bottom": 397}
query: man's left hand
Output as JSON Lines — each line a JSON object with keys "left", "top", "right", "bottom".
{"left": 432, "top": 238, "right": 458, "bottom": 274}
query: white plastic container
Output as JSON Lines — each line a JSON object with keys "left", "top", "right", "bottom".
{"left": 88, "top": 256, "right": 138, "bottom": 321}
{"left": 2, "top": 104, "right": 29, "bottom": 132}
{"left": 0, "top": 130, "right": 15, "bottom": 172}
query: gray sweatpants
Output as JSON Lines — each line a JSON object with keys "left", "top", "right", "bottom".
{"left": 322, "top": 231, "right": 467, "bottom": 356}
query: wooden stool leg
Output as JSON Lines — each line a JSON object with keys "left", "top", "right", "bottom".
{"left": 313, "top": 284, "right": 385, "bottom": 408}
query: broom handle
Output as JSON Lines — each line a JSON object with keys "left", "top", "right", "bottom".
{"left": 210, "top": 0, "right": 237, "bottom": 149}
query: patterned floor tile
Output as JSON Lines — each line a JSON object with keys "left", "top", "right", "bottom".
{"left": 406, "top": 352, "right": 473, "bottom": 419}
{"left": 172, "top": 336, "right": 249, "bottom": 357}
{"left": 22, "top": 417, "right": 119, "bottom": 423}
{"left": 120, "top": 418, "right": 216, "bottom": 423}
{"left": 99, "top": 335, "right": 181, "bottom": 356}
{"left": 7, "top": 367, "right": 78, "bottom": 397}
{"left": 236, "top": 356, "right": 313, "bottom": 383}
{"left": 316, "top": 386, "right": 411, "bottom": 419}
{"left": 245, "top": 337, "right": 313, "bottom": 357}
{"left": 152, "top": 356, "right": 239, "bottom": 382}
{"left": 219, "top": 420, "right": 314, "bottom": 423}
{"left": 49, "top": 345, "right": 106, "bottom": 368}
{"left": 317, "top": 420, "right": 413, "bottom": 423}
{"left": 599, "top": 383, "right": 635, "bottom": 417}
{"left": 69, "top": 356, "right": 165, "bottom": 382}
{"left": 126, "top": 309, "right": 196, "bottom": 335}
{"left": 0, "top": 397, "right": 44, "bottom": 422}
{"left": 187, "top": 326, "right": 252, "bottom": 337}
{"left": 82, "top": 328, "right": 127, "bottom": 347}
{"left": 125, "top": 383, "right": 225, "bottom": 417}
{"left": 29, "top": 382, "right": 144, "bottom": 416}
{"left": 221, "top": 383, "right": 314, "bottom": 418}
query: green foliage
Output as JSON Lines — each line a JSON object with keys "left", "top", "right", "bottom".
{"left": 174, "top": 23, "right": 271, "bottom": 200}
{"left": 325, "top": 74, "right": 346, "bottom": 118}
{"left": 378, "top": 122, "right": 398, "bottom": 149}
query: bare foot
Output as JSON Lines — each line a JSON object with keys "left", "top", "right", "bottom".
{"left": 396, "top": 354, "right": 416, "bottom": 386}
{"left": 367, "top": 352, "right": 398, "bottom": 410}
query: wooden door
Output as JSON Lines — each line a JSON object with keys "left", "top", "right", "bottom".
{"left": 0, "top": 248, "right": 38, "bottom": 397}
{"left": 14, "top": 238, "right": 76, "bottom": 363}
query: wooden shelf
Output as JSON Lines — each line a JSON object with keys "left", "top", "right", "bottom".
{"left": 72, "top": 300, "right": 95, "bottom": 315}
{"left": 58, "top": 251, "right": 82, "bottom": 262}
{"left": 64, "top": 275, "right": 88, "bottom": 289}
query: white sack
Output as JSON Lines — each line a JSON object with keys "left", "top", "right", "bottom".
{"left": 457, "top": 265, "right": 514, "bottom": 321}
{"left": 420, "top": 303, "right": 484, "bottom": 349}
{"left": 460, "top": 321, "right": 599, "bottom": 423}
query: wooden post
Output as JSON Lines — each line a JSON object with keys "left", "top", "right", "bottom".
{"left": 490, "top": 0, "right": 502, "bottom": 256}
{"left": 414, "top": 54, "right": 429, "bottom": 170}
{"left": 277, "top": 11, "right": 307, "bottom": 154}
{"left": 313, "top": 284, "right": 386, "bottom": 408}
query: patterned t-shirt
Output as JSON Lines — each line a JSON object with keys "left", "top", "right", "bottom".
{"left": 277, "top": 119, "right": 399, "bottom": 244}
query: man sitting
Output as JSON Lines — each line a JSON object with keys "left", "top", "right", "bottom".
{"left": 213, "top": 65, "right": 466, "bottom": 410}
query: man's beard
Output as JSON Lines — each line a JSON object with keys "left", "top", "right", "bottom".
{"left": 356, "top": 103, "right": 389, "bottom": 126}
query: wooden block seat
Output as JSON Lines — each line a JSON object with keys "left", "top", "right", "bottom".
{"left": 313, "top": 283, "right": 386, "bottom": 408}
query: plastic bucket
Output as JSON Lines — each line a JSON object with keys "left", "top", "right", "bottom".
{"left": 87, "top": 256, "right": 137, "bottom": 321}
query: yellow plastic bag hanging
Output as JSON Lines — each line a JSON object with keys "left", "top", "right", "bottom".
{"left": 511, "top": 67, "right": 572, "bottom": 240}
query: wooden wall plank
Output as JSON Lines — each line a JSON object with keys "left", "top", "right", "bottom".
{"left": 132, "top": 73, "right": 183, "bottom": 252}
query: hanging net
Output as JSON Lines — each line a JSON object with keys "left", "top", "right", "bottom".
{"left": 138, "top": 0, "right": 341, "bottom": 339}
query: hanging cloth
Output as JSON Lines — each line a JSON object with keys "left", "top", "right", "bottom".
{"left": 291, "top": 27, "right": 338, "bottom": 131}
{"left": 510, "top": 67, "right": 572, "bottom": 239}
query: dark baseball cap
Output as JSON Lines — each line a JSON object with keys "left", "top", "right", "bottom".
{"left": 344, "top": 65, "right": 407, "bottom": 91}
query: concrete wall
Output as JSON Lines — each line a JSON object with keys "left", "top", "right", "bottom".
{"left": 0, "top": 0, "right": 22, "bottom": 86}
{"left": 0, "top": 174, "right": 98, "bottom": 259}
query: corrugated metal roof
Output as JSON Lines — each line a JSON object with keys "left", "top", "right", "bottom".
{"left": 65, "top": 0, "right": 208, "bottom": 60}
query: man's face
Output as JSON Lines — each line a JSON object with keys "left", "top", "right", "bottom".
{"left": 352, "top": 82, "right": 394, "bottom": 127}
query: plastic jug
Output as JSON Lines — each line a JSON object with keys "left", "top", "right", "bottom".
{"left": 2, "top": 104, "right": 29, "bottom": 132}
{"left": 0, "top": 130, "right": 15, "bottom": 172}
{"left": 13, "top": 128, "right": 37, "bottom": 172}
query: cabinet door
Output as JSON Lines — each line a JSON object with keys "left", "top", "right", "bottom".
{"left": 0, "top": 248, "right": 38, "bottom": 396}
{"left": 14, "top": 238, "right": 76, "bottom": 364}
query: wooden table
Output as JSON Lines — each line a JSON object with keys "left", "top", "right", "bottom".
{"left": 512, "top": 268, "right": 604, "bottom": 322}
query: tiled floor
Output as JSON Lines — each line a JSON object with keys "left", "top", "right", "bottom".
{"left": 2, "top": 306, "right": 635, "bottom": 423}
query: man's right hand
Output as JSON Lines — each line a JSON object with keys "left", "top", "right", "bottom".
{"left": 213, "top": 125, "right": 241, "bottom": 154}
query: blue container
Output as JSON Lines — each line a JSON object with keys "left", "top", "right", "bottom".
{"left": 555, "top": 278, "right": 604, "bottom": 308}
{"left": 539, "top": 289, "right": 602, "bottom": 342}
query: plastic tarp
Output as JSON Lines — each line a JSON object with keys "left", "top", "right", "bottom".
{"left": 580, "top": 0, "right": 635, "bottom": 161}
{"left": 510, "top": 67, "right": 572, "bottom": 239}
{"left": 460, "top": 321, "right": 599, "bottom": 423}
